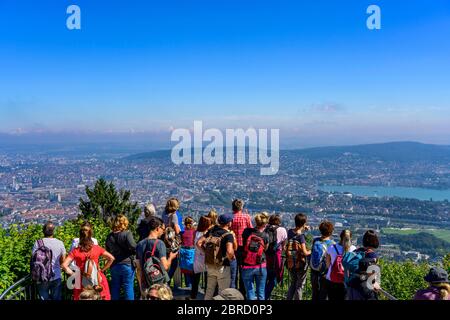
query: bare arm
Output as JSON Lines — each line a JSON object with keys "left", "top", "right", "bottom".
{"left": 100, "top": 251, "right": 115, "bottom": 273}
{"left": 300, "top": 243, "right": 311, "bottom": 256}
{"left": 226, "top": 242, "right": 234, "bottom": 261}
{"left": 196, "top": 236, "right": 206, "bottom": 250}
{"left": 62, "top": 256, "right": 74, "bottom": 276}
{"left": 165, "top": 251, "right": 178, "bottom": 270}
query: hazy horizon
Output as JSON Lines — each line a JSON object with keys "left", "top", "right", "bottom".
{"left": 1, "top": 0, "right": 450, "bottom": 147}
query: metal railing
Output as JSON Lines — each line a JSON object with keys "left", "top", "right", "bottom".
{"left": 0, "top": 275, "right": 37, "bottom": 300}
{"left": 1, "top": 270, "right": 396, "bottom": 301}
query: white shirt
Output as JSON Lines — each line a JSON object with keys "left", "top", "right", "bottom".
{"left": 326, "top": 243, "right": 356, "bottom": 281}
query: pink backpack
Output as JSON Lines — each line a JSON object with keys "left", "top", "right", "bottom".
{"left": 330, "top": 245, "right": 345, "bottom": 283}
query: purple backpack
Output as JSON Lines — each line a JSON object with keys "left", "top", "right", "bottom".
{"left": 31, "top": 239, "right": 54, "bottom": 282}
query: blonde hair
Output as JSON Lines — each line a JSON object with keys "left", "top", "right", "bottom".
{"left": 79, "top": 286, "right": 102, "bottom": 300}
{"left": 340, "top": 229, "right": 353, "bottom": 253}
{"left": 146, "top": 283, "right": 173, "bottom": 300}
{"left": 165, "top": 198, "right": 180, "bottom": 214}
{"left": 207, "top": 209, "right": 218, "bottom": 226}
{"left": 255, "top": 212, "right": 269, "bottom": 227}
{"left": 112, "top": 214, "right": 129, "bottom": 232}
{"left": 144, "top": 203, "right": 156, "bottom": 218}
{"left": 433, "top": 283, "right": 450, "bottom": 300}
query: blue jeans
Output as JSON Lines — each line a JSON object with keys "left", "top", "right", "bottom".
{"left": 229, "top": 259, "right": 237, "bottom": 289}
{"left": 241, "top": 267, "right": 267, "bottom": 300}
{"left": 37, "top": 278, "right": 62, "bottom": 300}
{"left": 110, "top": 264, "right": 135, "bottom": 300}
{"left": 265, "top": 268, "right": 277, "bottom": 300}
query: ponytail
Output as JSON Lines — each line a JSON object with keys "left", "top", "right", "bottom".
{"left": 340, "top": 229, "right": 352, "bottom": 253}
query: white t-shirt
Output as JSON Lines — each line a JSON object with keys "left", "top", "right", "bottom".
{"left": 69, "top": 237, "right": 98, "bottom": 252}
{"left": 326, "top": 243, "right": 356, "bottom": 281}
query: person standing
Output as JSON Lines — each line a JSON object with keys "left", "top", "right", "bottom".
{"left": 325, "top": 229, "right": 356, "bottom": 300}
{"left": 135, "top": 217, "right": 178, "bottom": 297}
{"left": 230, "top": 199, "right": 253, "bottom": 294}
{"left": 31, "top": 221, "right": 66, "bottom": 300}
{"left": 198, "top": 214, "right": 235, "bottom": 300}
{"left": 137, "top": 203, "right": 156, "bottom": 242}
{"left": 310, "top": 221, "right": 335, "bottom": 301}
{"left": 285, "top": 213, "right": 311, "bottom": 300}
{"left": 180, "top": 217, "right": 196, "bottom": 288}
{"left": 191, "top": 216, "right": 212, "bottom": 299}
{"left": 163, "top": 198, "right": 182, "bottom": 283}
{"left": 105, "top": 214, "right": 137, "bottom": 300}
{"left": 264, "top": 214, "right": 288, "bottom": 300}
{"left": 62, "top": 223, "right": 115, "bottom": 300}
{"left": 241, "top": 212, "right": 270, "bottom": 300}
{"left": 344, "top": 230, "right": 380, "bottom": 300}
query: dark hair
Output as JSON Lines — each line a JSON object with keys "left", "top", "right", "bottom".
{"left": 294, "top": 213, "right": 307, "bottom": 228}
{"left": 362, "top": 230, "right": 380, "bottom": 249}
{"left": 197, "top": 216, "right": 212, "bottom": 233}
{"left": 148, "top": 217, "right": 164, "bottom": 232}
{"left": 79, "top": 222, "right": 94, "bottom": 252}
{"left": 319, "top": 221, "right": 334, "bottom": 237}
{"left": 43, "top": 221, "right": 55, "bottom": 237}
{"left": 269, "top": 215, "right": 281, "bottom": 226}
{"left": 232, "top": 199, "right": 244, "bottom": 212}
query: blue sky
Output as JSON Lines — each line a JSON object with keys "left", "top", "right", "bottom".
{"left": 0, "top": 0, "right": 450, "bottom": 147}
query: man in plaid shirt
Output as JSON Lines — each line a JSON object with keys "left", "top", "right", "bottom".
{"left": 230, "top": 199, "right": 253, "bottom": 293}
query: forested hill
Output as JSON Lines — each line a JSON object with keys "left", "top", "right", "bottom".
{"left": 124, "top": 142, "right": 450, "bottom": 163}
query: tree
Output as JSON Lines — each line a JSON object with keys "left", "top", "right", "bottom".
{"left": 78, "top": 178, "right": 141, "bottom": 226}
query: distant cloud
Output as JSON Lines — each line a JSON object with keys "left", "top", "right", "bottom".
{"left": 300, "top": 102, "right": 346, "bottom": 114}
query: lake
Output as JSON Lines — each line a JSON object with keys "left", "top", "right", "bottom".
{"left": 318, "top": 185, "right": 450, "bottom": 201}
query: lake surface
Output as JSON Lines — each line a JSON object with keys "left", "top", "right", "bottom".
{"left": 318, "top": 185, "right": 450, "bottom": 201}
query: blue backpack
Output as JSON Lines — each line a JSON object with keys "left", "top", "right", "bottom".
{"left": 342, "top": 248, "right": 375, "bottom": 286}
{"left": 310, "top": 237, "right": 334, "bottom": 274}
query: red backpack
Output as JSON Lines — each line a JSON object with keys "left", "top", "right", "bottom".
{"left": 243, "top": 233, "right": 265, "bottom": 266}
{"left": 330, "top": 244, "right": 345, "bottom": 283}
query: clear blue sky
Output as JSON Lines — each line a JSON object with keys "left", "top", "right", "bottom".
{"left": 1, "top": 0, "right": 449, "bottom": 147}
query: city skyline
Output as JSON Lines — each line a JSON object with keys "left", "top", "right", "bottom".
{"left": 1, "top": 0, "right": 450, "bottom": 148}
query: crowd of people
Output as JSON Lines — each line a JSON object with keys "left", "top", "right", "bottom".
{"left": 30, "top": 198, "right": 450, "bottom": 301}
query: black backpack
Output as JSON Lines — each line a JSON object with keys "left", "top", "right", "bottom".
{"left": 265, "top": 225, "right": 279, "bottom": 255}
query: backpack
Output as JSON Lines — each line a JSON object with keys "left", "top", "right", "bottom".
{"left": 243, "top": 233, "right": 265, "bottom": 266}
{"left": 265, "top": 225, "right": 279, "bottom": 255}
{"left": 329, "top": 245, "right": 345, "bottom": 283}
{"left": 204, "top": 232, "right": 230, "bottom": 267}
{"left": 143, "top": 239, "right": 170, "bottom": 286}
{"left": 30, "top": 239, "right": 54, "bottom": 282}
{"left": 285, "top": 232, "right": 307, "bottom": 271}
{"left": 310, "top": 237, "right": 334, "bottom": 274}
{"left": 161, "top": 226, "right": 181, "bottom": 253}
{"left": 82, "top": 253, "right": 102, "bottom": 289}
{"left": 342, "top": 248, "right": 376, "bottom": 286}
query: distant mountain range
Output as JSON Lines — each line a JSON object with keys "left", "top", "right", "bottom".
{"left": 125, "top": 141, "right": 450, "bottom": 163}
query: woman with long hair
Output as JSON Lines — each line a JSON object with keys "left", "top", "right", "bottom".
{"left": 264, "top": 214, "right": 288, "bottom": 300}
{"left": 241, "top": 212, "right": 270, "bottom": 300}
{"left": 62, "top": 222, "right": 115, "bottom": 300}
{"left": 180, "top": 216, "right": 196, "bottom": 289}
{"left": 105, "top": 214, "right": 137, "bottom": 300}
{"left": 325, "top": 229, "right": 356, "bottom": 300}
{"left": 191, "top": 215, "right": 212, "bottom": 299}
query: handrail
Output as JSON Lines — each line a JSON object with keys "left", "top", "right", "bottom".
{"left": 0, "top": 274, "right": 37, "bottom": 300}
